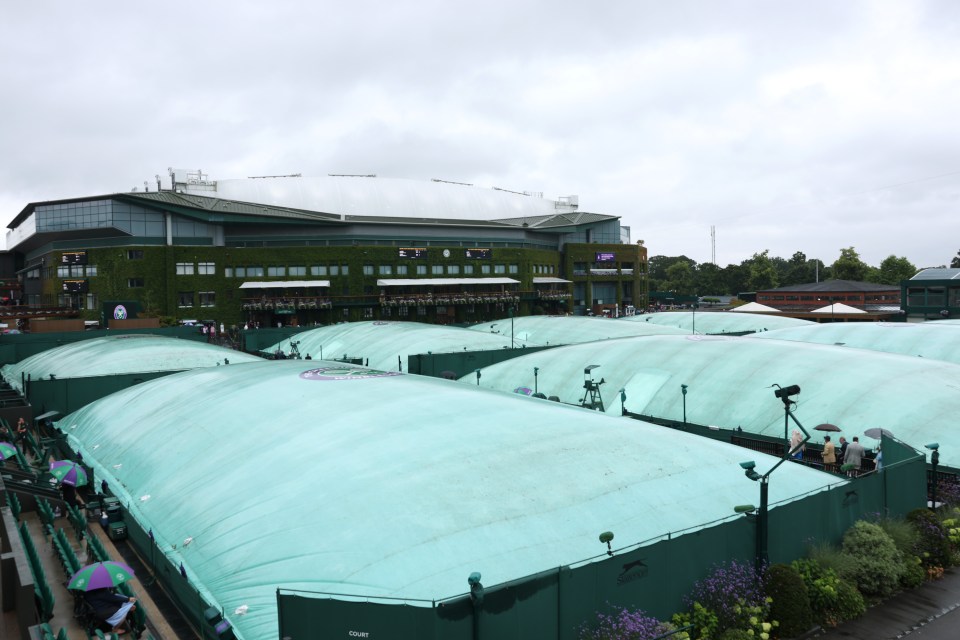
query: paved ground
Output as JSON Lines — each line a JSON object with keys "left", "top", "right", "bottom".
{"left": 814, "top": 567, "right": 960, "bottom": 640}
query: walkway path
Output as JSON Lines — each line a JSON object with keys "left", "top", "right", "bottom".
{"left": 815, "top": 567, "right": 960, "bottom": 639}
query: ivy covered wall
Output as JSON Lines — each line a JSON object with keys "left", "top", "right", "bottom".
{"left": 55, "top": 244, "right": 573, "bottom": 326}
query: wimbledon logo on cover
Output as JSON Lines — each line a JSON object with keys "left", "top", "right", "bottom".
{"left": 299, "top": 367, "right": 401, "bottom": 381}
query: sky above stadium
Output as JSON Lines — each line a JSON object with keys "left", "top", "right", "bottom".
{"left": 2, "top": 1, "right": 958, "bottom": 268}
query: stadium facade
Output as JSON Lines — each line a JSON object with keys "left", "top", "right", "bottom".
{"left": 5, "top": 170, "right": 647, "bottom": 327}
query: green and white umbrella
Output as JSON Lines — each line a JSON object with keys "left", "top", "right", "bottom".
{"left": 0, "top": 441, "right": 17, "bottom": 460}
{"left": 49, "top": 460, "right": 89, "bottom": 487}
{"left": 68, "top": 560, "right": 136, "bottom": 591}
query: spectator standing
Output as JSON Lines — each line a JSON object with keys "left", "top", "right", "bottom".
{"left": 844, "top": 436, "right": 866, "bottom": 476}
{"left": 838, "top": 436, "right": 848, "bottom": 465}
{"left": 821, "top": 436, "right": 836, "bottom": 472}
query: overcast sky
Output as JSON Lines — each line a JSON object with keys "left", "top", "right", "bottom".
{"left": 2, "top": 1, "right": 958, "bottom": 268}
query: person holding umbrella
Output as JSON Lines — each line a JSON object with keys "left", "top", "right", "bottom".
{"left": 69, "top": 561, "right": 137, "bottom": 636}
{"left": 821, "top": 435, "right": 837, "bottom": 472}
{"left": 84, "top": 588, "right": 137, "bottom": 635}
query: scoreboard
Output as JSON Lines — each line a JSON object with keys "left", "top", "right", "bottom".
{"left": 61, "top": 251, "right": 88, "bottom": 265}
{"left": 398, "top": 248, "right": 428, "bottom": 258}
{"left": 465, "top": 248, "right": 491, "bottom": 259}
{"left": 61, "top": 279, "right": 89, "bottom": 293}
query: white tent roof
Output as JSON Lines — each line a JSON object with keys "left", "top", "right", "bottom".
{"left": 731, "top": 302, "right": 781, "bottom": 313}
{"left": 811, "top": 303, "right": 866, "bottom": 314}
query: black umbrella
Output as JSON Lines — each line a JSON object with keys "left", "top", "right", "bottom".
{"left": 814, "top": 423, "right": 842, "bottom": 432}
{"left": 864, "top": 427, "right": 894, "bottom": 439}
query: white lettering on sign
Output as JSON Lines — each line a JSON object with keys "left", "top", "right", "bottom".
{"left": 348, "top": 632, "right": 370, "bottom": 638}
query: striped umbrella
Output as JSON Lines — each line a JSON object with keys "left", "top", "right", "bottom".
{"left": 68, "top": 561, "right": 135, "bottom": 591}
{"left": 49, "top": 460, "right": 89, "bottom": 487}
{"left": 0, "top": 441, "right": 17, "bottom": 460}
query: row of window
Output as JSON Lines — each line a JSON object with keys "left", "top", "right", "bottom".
{"left": 363, "top": 264, "right": 520, "bottom": 276}
{"left": 225, "top": 265, "right": 348, "bottom": 278}
{"left": 178, "top": 291, "right": 217, "bottom": 307}
{"left": 57, "top": 293, "right": 98, "bottom": 310}
{"left": 57, "top": 265, "right": 99, "bottom": 277}
{"left": 50, "top": 260, "right": 554, "bottom": 281}
{"left": 176, "top": 262, "right": 216, "bottom": 275}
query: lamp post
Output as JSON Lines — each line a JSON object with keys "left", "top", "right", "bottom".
{"left": 534, "top": 367, "right": 539, "bottom": 395}
{"left": 619, "top": 388, "right": 627, "bottom": 416}
{"left": 926, "top": 442, "right": 940, "bottom": 510}
{"left": 680, "top": 384, "right": 688, "bottom": 425}
{"left": 692, "top": 297, "right": 698, "bottom": 334}
{"left": 509, "top": 305, "right": 515, "bottom": 348}
{"left": 475, "top": 369, "right": 481, "bottom": 386}
{"left": 739, "top": 384, "right": 810, "bottom": 575}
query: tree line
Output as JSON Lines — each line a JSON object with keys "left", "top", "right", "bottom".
{"left": 648, "top": 247, "right": 960, "bottom": 296}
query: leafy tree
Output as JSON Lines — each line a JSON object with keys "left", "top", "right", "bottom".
{"left": 664, "top": 261, "right": 696, "bottom": 295}
{"left": 746, "top": 250, "right": 779, "bottom": 291}
{"left": 648, "top": 255, "right": 696, "bottom": 291}
{"left": 722, "top": 263, "right": 750, "bottom": 296}
{"left": 782, "top": 251, "right": 820, "bottom": 286}
{"left": 831, "top": 247, "right": 869, "bottom": 282}
{"left": 951, "top": 251, "right": 960, "bottom": 268}
{"left": 695, "top": 262, "right": 725, "bottom": 295}
{"left": 877, "top": 255, "right": 917, "bottom": 285}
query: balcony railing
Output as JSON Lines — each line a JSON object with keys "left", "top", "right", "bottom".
{"left": 379, "top": 291, "right": 520, "bottom": 307}
{"left": 536, "top": 290, "right": 573, "bottom": 301}
{"left": 242, "top": 297, "right": 332, "bottom": 311}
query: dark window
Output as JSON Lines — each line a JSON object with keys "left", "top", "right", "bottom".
{"left": 178, "top": 291, "right": 195, "bottom": 307}
{"left": 127, "top": 250, "right": 144, "bottom": 260}
{"left": 128, "top": 278, "right": 144, "bottom": 288}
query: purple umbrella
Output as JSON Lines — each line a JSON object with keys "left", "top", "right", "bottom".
{"left": 67, "top": 560, "right": 135, "bottom": 591}
{"left": 49, "top": 460, "right": 89, "bottom": 487}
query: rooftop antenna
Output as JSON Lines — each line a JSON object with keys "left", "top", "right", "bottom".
{"left": 156, "top": 174, "right": 162, "bottom": 191}
{"left": 711, "top": 225, "right": 716, "bottom": 264}
{"left": 144, "top": 180, "right": 149, "bottom": 193}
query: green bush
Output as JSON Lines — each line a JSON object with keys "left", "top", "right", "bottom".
{"left": 877, "top": 516, "right": 919, "bottom": 556}
{"left": 834, "top": 579, "right": 866, "bottom": 619}
{"left": 900, "top": 555, "right": 927, "bottom": 589}
{"left": 766, "top": 564, "right": 814, "bottom": 638}
{"left": 906, "top": 508, "right": 951, "bottom": 568}
{"left": 808, "top": 541, "right": 858, "bottom": 581}
{"left": 840, "top": 521, "right": 904, "bottom": 598}
{"left": 791, "top": 558, "right": 865, "bottom": 627}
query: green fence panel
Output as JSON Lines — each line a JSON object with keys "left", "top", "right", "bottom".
{"left": 472, "top": 568, "right": 562, "bottom": 640}
{"left": 278, "top": 593, "right": 446, "bottom": 639}
{"left": 0, "top": 327, "right": 206, "bottom": 366}
{"left": 27, "top": 371, "right": 177, "bottom": 417}
{"left": 407, "top": 345, "right": 557, "bottom": 379}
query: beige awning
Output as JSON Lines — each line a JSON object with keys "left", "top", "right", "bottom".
{"left": 239, "top": 280, "right": 331, "bottom": 289}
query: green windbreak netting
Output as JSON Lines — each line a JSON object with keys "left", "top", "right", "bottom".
{"left": 0, "top": 334, "right": 261, "bottom": 392}
{"left": 627, "top": 311, "right": 812, "bottom": 334}
{"left": 60, "top": 360, "right": 836, "bottom": 640}
{"left": 751, "top": 321, "right": 960, "bottom": 366}
{"left": 466, "top": 334, "right": 960, "bottom": 468}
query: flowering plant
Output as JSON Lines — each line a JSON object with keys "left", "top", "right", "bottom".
{"left": 578, "top": 604, "right": 674, "bottom": 640}
{"left": 679, "top": 560, "right": 774, "bottom": 635}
